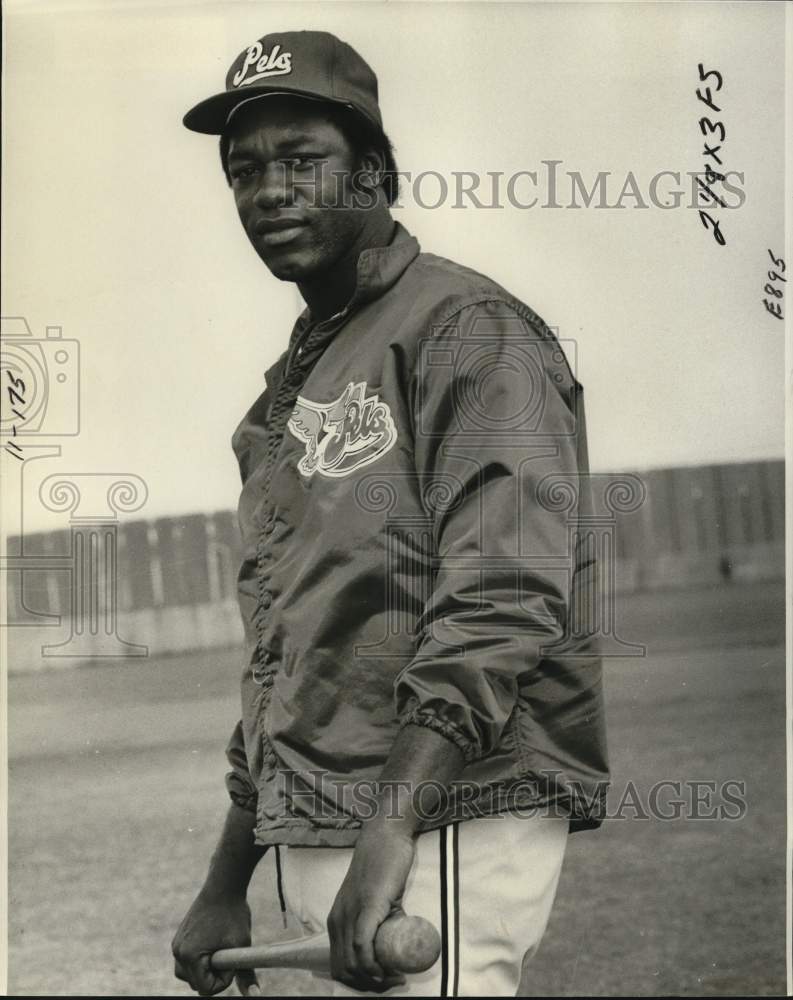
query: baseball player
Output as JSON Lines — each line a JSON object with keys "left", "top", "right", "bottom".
{"left": 172, "top": 29, "right": 608, "bottom": 997}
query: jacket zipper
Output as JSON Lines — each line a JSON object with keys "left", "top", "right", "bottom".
{"left": 284, "top": 308, "right": 349, "bottom": 377}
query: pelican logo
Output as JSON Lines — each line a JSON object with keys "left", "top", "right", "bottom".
{"left": 288, "top": 381, "right": 397, "bottom": 479}
{"left": 232, "top": 42, "right": 293, "bottom": 87}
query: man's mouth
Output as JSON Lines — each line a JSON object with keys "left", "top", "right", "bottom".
{"left": 254, "top": 217, "right": 309, "bottom": 248}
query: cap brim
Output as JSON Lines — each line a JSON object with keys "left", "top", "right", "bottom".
{"left": 183, "top": 86, "right": 365, "bottom": 134}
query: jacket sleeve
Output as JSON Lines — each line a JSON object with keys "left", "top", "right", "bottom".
{"left": 394, "top": 299, "right": 581, "bottom": 762}
{"left": 225, "top": 720, "right": 258, "bottom": 813}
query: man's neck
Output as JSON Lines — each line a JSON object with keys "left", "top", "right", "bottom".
{"left": 297, "top": 212, "right": 396, "bottom": 322}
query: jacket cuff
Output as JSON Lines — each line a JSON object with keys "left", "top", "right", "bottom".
{"left": 399, "top": 707, "right": 481, "bottom": 763}
{"left": 225, "top": 770, "right": 258, "bottom": 814}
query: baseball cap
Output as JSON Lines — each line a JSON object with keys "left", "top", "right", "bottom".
{"left": 183, "top": 30, "right": 382, "bottom": 134}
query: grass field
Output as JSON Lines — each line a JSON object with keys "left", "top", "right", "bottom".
{"left": 8, "top": 581, "right": 787, "bottom": 996}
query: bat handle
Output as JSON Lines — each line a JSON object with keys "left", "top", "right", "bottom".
{"left": 211, "top": 912, "right": 441, "bottom": 975}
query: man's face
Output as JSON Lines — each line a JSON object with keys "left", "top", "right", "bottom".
{"left": 226, "top": 96, "right": 369, "bottom": 283}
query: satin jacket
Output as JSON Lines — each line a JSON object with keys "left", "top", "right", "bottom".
{"left": 225, "top": 223, "right": 609, "bottom": 846}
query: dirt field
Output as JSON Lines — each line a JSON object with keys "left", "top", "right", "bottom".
{"left": 8, "top": 581, "right": 787, "bottom": 996}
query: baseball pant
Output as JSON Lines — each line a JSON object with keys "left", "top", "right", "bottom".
{"left": 276, "top": 813, "right": 568, "bottom": 997}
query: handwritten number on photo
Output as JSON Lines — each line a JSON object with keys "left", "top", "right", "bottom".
{"left": 762, "top": 250, "right": 785, "bottom": 320}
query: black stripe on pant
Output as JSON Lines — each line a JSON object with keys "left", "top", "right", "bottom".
{"left": 439, "top": 824, "right": 460, "bottom": 997}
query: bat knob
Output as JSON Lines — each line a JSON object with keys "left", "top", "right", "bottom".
{"left": 374, "top": 913, "right": 442, "bottom": 974}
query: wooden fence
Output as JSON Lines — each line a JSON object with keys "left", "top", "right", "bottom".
{"left": 4, "top": 459, "right": 784, "bottom": 670}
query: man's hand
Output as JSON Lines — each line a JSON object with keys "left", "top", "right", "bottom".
{"left": 172, "top": 889, "right": 260, "bottom": 997}
{"left": 172, "top": 804, "right": 267, "bottom": 996}
{"left": 327, "top": 723, "right": 466, "bottom": 992}
{"left": 327, "top": 825, "right": 414, "bottom": 993}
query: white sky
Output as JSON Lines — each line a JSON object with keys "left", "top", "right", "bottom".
{"left": 2, "top": 0, "right": 786, "bottom": 532}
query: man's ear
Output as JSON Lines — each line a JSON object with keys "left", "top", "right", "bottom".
{"left": 357, "top": 147, "right": 387, "bottom": 190}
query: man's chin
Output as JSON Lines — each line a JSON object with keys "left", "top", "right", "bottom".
{"left": 259, "top": 248, "right": 322, "bottom": 283}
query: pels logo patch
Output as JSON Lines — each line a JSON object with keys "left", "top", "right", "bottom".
{"left": 232, "top": 42, "right": 292, "bottom": 87}
{"left": 288, "top": 381, "right": 397, "bottom": 479}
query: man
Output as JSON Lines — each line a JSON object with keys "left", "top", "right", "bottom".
{"left": 173, "top": 29, "right": 608, "bottom": 997}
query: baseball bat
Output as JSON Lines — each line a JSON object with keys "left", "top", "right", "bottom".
{"left": 211, "top": 913, "right": 441, "bottom": 975}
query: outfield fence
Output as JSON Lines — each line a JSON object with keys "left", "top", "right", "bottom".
{"left": 4, "top": 459, "right": 783, "bottom": 670}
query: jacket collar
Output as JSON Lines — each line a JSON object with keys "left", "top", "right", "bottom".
{"left": 349, "top": 222, "right": 421, "bottom": 309}
{"left": 292, "top": 222, "right": 421, "bottom": 337}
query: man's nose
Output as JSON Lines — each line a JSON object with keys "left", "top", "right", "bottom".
{"left": 253, "top": 163, "right": 294, "bottom": 210}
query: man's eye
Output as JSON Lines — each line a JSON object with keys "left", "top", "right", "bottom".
{"left": 282, "top": 157, "right": 321, "bottom": 171}
{"left": 230, "top": 165, "right": 258, "bottom": 181}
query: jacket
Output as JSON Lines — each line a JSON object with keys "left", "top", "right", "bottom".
{"left": 226, "top": 223, "right": 609, "bottom": 846}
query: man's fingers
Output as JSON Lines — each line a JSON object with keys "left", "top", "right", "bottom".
{"left": 235, "top": 969, "right": 262, "bottom": 997}
{"left": 174, "top": 956, "right": 202, "bottom": 993}
{"left": 343, "top": 910, "right": 408, "bottom": 992}
{"left": 329, "top": 902, "right": 407, "bottom": 992}
{"left": 332, "top": 908, "right": 378, "bottom": 991}
{"left": 337, "top": 972, "right": 406, "bottom": 994}
{"left": 174, "top": 959, "right": 190, "bottom": 984}
{"left": 174, "top": 954, "right": 232, "bottom": 997}
{"left": 329, "top": 904, "right": 355, "bottom": 983}
{"left": 192, "top": 954, "right": 233, "bottom": 997}
{"left": 352, "top": 911, "right": 388, "bottom": 980}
